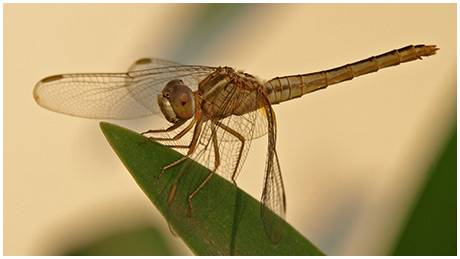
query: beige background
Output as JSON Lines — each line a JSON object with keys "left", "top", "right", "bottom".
{"left": 4, "top": 3, "right": 456, "bottom": 255}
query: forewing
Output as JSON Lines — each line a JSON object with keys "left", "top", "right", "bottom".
{"left": 33, "top": 61, "right": 216, "bottom": 119}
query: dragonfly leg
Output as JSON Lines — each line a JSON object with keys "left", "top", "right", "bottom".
{"left": 162, "top": 144, "right": 189, "bottom": 149}
{"left": 139, "top": 117, "right": 196, "bottom": 144}
{"left": 141, "top": 119, "right": 186, "bottom": 135}
{"left": 164, "top": 151, "right": 195, "bottom": 207}
{"left": 159, "top": 114, "right": 205, "bottom": 210}
{"left": 214, "top": 121, "right": 245, "bottom": 185}
{"left": 157, "top": 155, "right": 189, "bottom": 179}
{"left": 151, "top": 125, "right": 196, "bottom": 179}
{"left": 157, "top": 119, "right": 203, "bottom": 178}
{"left": 186, "top": 122, "right": 220, "bottom": 217}
{"left": 148, "top": 118, "right": 196, "bottom": 179}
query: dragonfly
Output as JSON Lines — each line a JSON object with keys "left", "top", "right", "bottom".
{"left": 33, "top": 44, "right": 438, "bottom": 244}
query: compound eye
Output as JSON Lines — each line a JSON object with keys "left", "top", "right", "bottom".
{"left": 162, "top": 79, "right": 183, "bottom": 99}
{"left": 169, "top": 84, "right": 195, "bottom": 120}
{"left": 158, "top": 79, "right": 191, "bottom": 123}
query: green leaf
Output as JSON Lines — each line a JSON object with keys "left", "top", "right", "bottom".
{"left": 390, "top": 121, "right": 457, "bottom": 255}
{"left": 100, "top": 122, "right": 324, "bottom": 256}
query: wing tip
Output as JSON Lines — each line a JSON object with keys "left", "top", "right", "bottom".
{"left": 33, "top": 75, "right": 64, "bottom": 103}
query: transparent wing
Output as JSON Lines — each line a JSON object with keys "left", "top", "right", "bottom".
{"left": 193, "top": 76, "right": 272, "bottom": 180}
{"left": 259, "top": 92, "right": 286, "bottom": 245}
{"left": 33, "top": 58, "right": 216, "bottom": 119}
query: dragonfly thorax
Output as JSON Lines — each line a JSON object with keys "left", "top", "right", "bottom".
{"left": 158, "top": 79, "right": 195, "bottom": 123}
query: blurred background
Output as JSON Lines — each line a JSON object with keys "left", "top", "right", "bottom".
{"left": 4, "top": 3, "right": 456, "bottom": 255}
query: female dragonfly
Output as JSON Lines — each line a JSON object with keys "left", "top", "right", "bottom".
{"left": 33, "top": 44, "right": 438, "bottom": 244}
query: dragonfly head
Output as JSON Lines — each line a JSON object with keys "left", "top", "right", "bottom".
{"left": 158, "top": 79, "right": 195, "bottom": 123}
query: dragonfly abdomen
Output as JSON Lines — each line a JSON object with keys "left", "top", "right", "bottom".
{"left": 264, "top": 44, "right": 438, "bottom": 105}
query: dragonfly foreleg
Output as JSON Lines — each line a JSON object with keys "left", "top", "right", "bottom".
{"left": 214, "top": 121, "right": 245, "bottom": 185}
{"left": 186, "top": 122, "right": 220, "bottom": 218}
{"left": 141, "top": 119, "right": 186, "bottom": 135}
{"left": 139, "top": 118, "right": 196, "bottom": 146}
